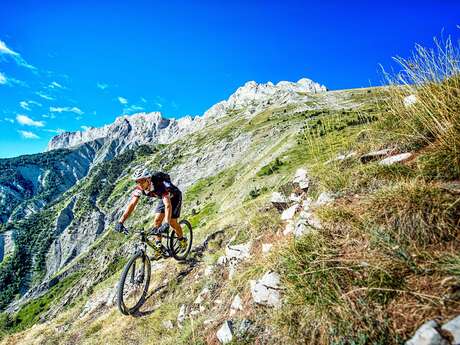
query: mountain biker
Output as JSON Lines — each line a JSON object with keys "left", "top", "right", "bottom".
{"left": 115, "top": 168, "right": 187, "bottom": 259}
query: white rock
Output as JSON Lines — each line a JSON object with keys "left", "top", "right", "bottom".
{"left": 203, "top": 319, "right": 215, "bottom": 326}
{"left": 162, "top": 320, "right": 174, "bottom": 329}
{"left": 262, "top": 243, "right": 273, "bottom": 254}
{"left": 315, "top": 192, "right": 334, "bottom": 206}
{"left": 403, "top": 94, "right": 417, "bottom": 107}
{"left": 230, "top": 294, "right": 243, "bottom": 316}
{"left": 294, "top": 220, "right": 312, "bottom": 238}
{"left": 225, "top": 242, "right": 252, "bottom": 261}
{"left": 271, "top": 192, "right": 288, "bottom": 204}
{"left": 360, "top": 148, "right": 393, "bottom": 163}
{"left": 281, "top": 204, "right": 299, "bottom": 221}
{"left": 441, "top": 315, "right": 460, "bottom": 345}
{"left": 250, "top": 271, "right": 281, "bottom": 308}
{"left": 406, "top": 320, "right": 448, "bottom": 345}
{"left": 289, "top": 193, "right": 302, "bottom": 202}
{"left": 217, "top": 320, "right": 234, "bottom": 344}
{"left": 283, "top": 221, "right": 295, "bottom": 236}
{"left": 379, "top": 152, "right": 412, "bottom": 166}
{"left": 190, "top": 309, "right": 200, "bottom": 316}
{"left": 293, "top": 168, "right": 310, "bottom": 190}
{"left": 177, "top": 304, "right": 187, "bottom": 328}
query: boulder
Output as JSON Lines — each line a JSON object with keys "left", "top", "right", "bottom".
{"left": 225, "top": 242, "right": 252, "bottom": 261}
{"left": 283, "top": 221, "right": 295, "bottom": 236}
{"left": 360, "top": 148, "right": 393, "bottom": 163}
{"left": 441, "top": 315, "right": 460, "bottom": 345}
{"left": 230, "top": 294, "right": 243, "bottom": 316}
{"left": 250, "top": 271, "right": 282, "bottom": 308}
{"left": 177, "top": 304, "right": 187, "bottom": 328}
{"left": 315, "top": 192, "right": 334, "bottom": 206}
{"left": 217, "top": 320, "right": 234, "bottom": 344}
{"left": 271, "top": 192, "right": 289, "bottom": 211}
{"left": 406, "top": 320, "right": 448, "bottom": 345}
{"left": 293, "top": 168, "right": 310, "bottom": 190}
{"left": 379, "top": 152, "right": 412, "bottom": 166}
{"left": 281, "top": 204, "right": 299, "bottom": 221}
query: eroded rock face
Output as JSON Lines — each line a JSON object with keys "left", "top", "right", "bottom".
{"left": 406, "top": 320, "right": 449, "bottom": 345}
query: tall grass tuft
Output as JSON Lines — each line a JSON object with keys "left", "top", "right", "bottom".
{"left": 381, "top": 35, "right": 460, "bottom": 179}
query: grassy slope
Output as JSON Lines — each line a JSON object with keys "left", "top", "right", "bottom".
{"left": 2, "top": 85, "right": 458, "bottom": 344}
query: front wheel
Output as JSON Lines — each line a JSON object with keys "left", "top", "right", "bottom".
{"left": 169, "top": 219, "right": 193, "bottom": 261}
{"left": 117, "top": 251, "right": 151, "bottom": 315}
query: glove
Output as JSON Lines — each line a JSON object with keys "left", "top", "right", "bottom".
{"left": 158, "top": 223, "right": 170, "bottom": 234}
{"left": 115, "top": 222, "right": 128, "bottom": 234}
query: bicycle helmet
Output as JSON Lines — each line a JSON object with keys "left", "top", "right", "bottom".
{"left": 131, "top": 167, "right": 152, "bottom": 181}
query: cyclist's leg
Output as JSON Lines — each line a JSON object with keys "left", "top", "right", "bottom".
{"left": 170, "top": 218, "right": 183, "bottom": 238}
{"left": 153, "top": 212, "right": 164, "bottom": 241}
{"left": 170, "top": 192, "right": 183, "bottom": 238}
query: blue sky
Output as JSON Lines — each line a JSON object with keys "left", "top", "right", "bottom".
{"left": 0, "top": 0, "right": 459, "bottom": 158}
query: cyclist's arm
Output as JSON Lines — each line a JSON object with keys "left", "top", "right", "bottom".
{"left": 163, "top": 194, "right": 172, "bottom": 224}
{"left": 119, "top": 196, "right": 139, "bottom": 224}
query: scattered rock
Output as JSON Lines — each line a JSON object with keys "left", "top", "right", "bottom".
{"left": 298, "top": 209, "right": 322, "bottom": 230}
{"left": 162, "top": 320, "right": 174, "bottom": 329}
{"left": 406, "top": 320, "right": 448, "bottom": 345}
{"left": 177, "top": 304, "right": 187, "bottom": 329}
{"left": 283, "top": 221, "right": 294, "bottom": 236}
{"left": 379, "top": 152, "right": 412, "bottom": 166}
{"left": 225, "top": 242, "right": 252, "bottom": 261}
{"left": 230, "top": 294, "right": 243, "bottom": 316}
{"left": 315, "top": 192, "right": 334, "bottom": 206}
{"left": 281, "top": 204, "right": 299, "bottom": 221}
{"left": 250, "top": 271, "right": 282, "bottom": 308}
{"left": 262, "top": 243, "right": 272, "bottom": 254}
{"left": 217, "top": 320, "right": 234, "bottom": 344}
{"left": 441, "top": 315, "right": 460, "bottom": 344}
{"left": 404, "top": 94, "right": 417, "bottom": 107}
{"left": 293, "top": 168, "right": 310, "bottom": 190}
{"left": 203, "top": 319, "right": 215, "bottom": 326}
{"left": 294, "top": 220, "right": 312, "bottom": 238}
{"left": 360, "top": 148, "right": 393, "bottom": 163}
{"left": 271, "top": 192, "right": 289, "bottom": 211}
{"left": 289, "top": 192, "right": 302, "bottom": 202}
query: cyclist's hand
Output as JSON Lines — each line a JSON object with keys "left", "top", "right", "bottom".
{"left": 159, "top": 223, "right": 170, "bottom": 233}
{"left": 115, "top": 222, "right": 128, "bottom": 235}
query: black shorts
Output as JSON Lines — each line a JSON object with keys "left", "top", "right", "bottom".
{"left": 155, "top": 192, "right": 182, "bottom": 219}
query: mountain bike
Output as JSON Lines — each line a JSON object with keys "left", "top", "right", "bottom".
{"left": 117, "top": 220, "right": 193, "bottom": 315}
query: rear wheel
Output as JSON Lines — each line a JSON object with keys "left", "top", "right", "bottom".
{"left": 117, "top": 251, "right": 151, "bottom": 315}
{"left": 169, "top": 219, "right": 193, "bottom": 261}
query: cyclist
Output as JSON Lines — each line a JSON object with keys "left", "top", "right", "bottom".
{"left": 115, "top": 168, "right": 187, "bottom": 258}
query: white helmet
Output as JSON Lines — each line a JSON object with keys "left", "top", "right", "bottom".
{"left": 131, "top": 167, "right": 152, "bottom": 181}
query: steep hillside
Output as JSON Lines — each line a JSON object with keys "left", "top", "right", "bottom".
{"left": 0, "top": 60, "right": 459, "bottom": 345}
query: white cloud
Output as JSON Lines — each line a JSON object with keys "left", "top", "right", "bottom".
{"left": 140, "top": 97, "right": 147, "bottom": 103}
{"left": 48, "top": 81, "right": 64, "bottom": 89}
{"left": 0, "top": 40, "right": 19, "bottom": 56}
{"left": 118, "top": 96, "right": 128, "bottom": 105}
{"left": 18, "top": 130, "right": 39, "bottom": 139}
{"left": 0, "top": 40, "right": 36, "bottom": 70}
{"left": 20, "top": 101, "right": 30, "bottom": 110}
{"left": 0, "top": 71, "right": 6, "bottom": 85}
{"left": 36, "top": 91, "right": 55, "bottom": 101}
{"left": 4, "top": 117, "right": 14, "bottom": 123}
{"left": 97, "top": 82, "right": 109, "bottom": 90}
{"left": 16, "top": 114, "right": 45, "bottom": 127}
{"left": 42, "top": 113, "right": 56, "bottom": 119}
{"left": 49, "top": 106, "right": 83, "bottom": 115}
{"left": 81, "top": 125, "right": 91, "bottom": 131}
